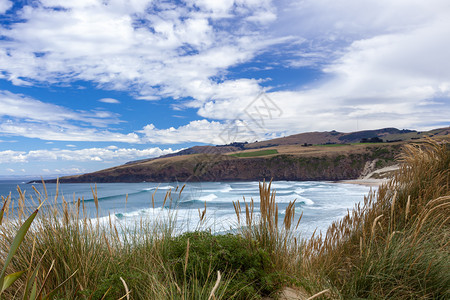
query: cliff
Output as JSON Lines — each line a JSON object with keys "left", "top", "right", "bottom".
{"left": 48, "top": 143, "right": 403, "bottom": 183}
{"left": 40, "top": 127, "right": 450, "bottom": 184}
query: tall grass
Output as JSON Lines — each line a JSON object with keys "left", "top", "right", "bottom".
{"left": 1, "top": 187, "right": 199, "bottom": 298}
{"left": 0, "top": 139, "right": 448, "bottom": 299}
{"left": 300, "top": 139, "right": 449, "bottom": 298}
{"left": 233, "top": 180, "right": 302, "bottom": 275}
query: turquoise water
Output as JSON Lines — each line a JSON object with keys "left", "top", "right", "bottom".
{"left": 0, "top": 180, "right": 372, "bottom": 238}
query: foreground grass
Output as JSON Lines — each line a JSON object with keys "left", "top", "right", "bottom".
{"left": 0, "top": 139, "right": 448, "bottom": 299}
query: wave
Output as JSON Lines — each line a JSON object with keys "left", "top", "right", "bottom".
{"left": 159, "top": 185, "right": 175, "bottom": 190}
{"left": 97, "top": 206, "right": 239, "bottom": 234}
{"left": 275, "top": 193, "right": 314, "bottom": 206}
{"left": 199, "top": 193, "right": 218, "bottom": 201}
{"left": 219, "top": 185, "right": 233, "bottom": 193}
{"left": 274, "top": 190, "right": 296, "bottom": 196}
{"left": 201, "top": 184, "right": 233, "bottom": 194}
{"left": 91, "top": 189, "right": 150, "bottom": 202}
{"left": 298, "top": 196, "right": 314, "bottom": 206}
{"left": 177, "top": 200, "right": 205, "bottom": 207}
{"left": 295, "top": 188, "right": 305, "bottom": 194}
{"left": 142, "top": 185, "right": 175, "bottom": 191}
{"left": 110, "top": 207, "right": 173, "bottom": 221}
{"left": 271, "top": 183, "right": 295, "bottom": 189}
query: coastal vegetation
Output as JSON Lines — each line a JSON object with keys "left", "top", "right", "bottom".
{"left": 0, "top": 140, "right": 449, "bottom": 299}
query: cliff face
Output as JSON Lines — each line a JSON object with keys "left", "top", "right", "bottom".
{"left": 52, "top": 144, "right": 401, "bottom": 183}
{"left": 187, "top": 155, "right": 365, "bottom": 182}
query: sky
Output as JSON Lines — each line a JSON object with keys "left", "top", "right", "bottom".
{"left": 0, "top": 0, "right": 449, "bottom": 178}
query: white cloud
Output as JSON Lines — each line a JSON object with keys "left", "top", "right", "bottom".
{"left": 6, "top": 168, "right": 14, "bottom": 173}
{"left": 140, "top": 119, "right": 265, "bottom": 144}
{"left": 99, "top": 98, "right": 120, "bottom": 104}
{"left": 275, "top": 0, "right": 448, "bottom": 46}
{"left": 0, "top": 150, "right": 27, "bottom": 163}
{"left": 0, "top": 90, "right": 141, "bottom": 142}
{"left": 0, "top": 0, "right": 449, "bottom": 143}
{"left": 52, "top": 168, "right": 84, "bottom": 174}
{"left": 0, "top": 120, "right": 140, "bottom": 142}
{"left": 0, "top": 0, "right": 279, "bottom": 103}
{"left": 0, "top": 0, "right": 12, "bottom": 14}
{"left": 0, "top": 146, "right": 177, "bottom": 164}
{"left": 0, "top": 90, "right": 120, "bottom": 126}
{"left": 188, "top": 0, "right": 235, "bottom": 15}
{"left": 188, "top": 1, "right": 450, "bottom": 132}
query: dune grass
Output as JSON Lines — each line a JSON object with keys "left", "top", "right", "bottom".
{"left": 300, "top": 139, "right": 450, "bottom": 299}
{"left": 0, "top": 139, "right": 448, "bottom": 299}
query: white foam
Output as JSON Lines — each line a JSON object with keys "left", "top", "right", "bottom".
{"left": 53, "top": 180, "right": 372, "bottom": 240}
{"left": 199, "top": 193, "right": 218, "bottom": 201}
{"left": 95, "top": 206, "right": 240, "bottom": 235}
{"left": 142, "top": 185, "right": 175, "bottom": 191}
{"left": 298, "top": 196, "right": 314, "bottom": 206}
{"left": 158, "top": 185, "right": 175, "bottom": 190}
{"left": 220, "top": 185, "right": 233, "bottom": 193}
{"left": 200, "top": 184, "right": 233, "bottom": 194}
{"left": 272, "top": 183, "right": 295, "bottom": 189}
{"left": 276, "top": 194, "right": 314, "bottom": 205}
{"left": 295, "top": 188, "right": 305, "bottom": 194}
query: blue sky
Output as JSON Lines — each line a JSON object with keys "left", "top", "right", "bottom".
{"left": 0, "top": 0, "right": 449, "bottom": 177}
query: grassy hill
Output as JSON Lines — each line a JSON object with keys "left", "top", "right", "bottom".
{"left": 44, "top": 127, "right": 450, "bottom": 183}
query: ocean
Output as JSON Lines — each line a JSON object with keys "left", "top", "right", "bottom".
{"left": 0, "top": 180, "right": 373, "bottom": 238}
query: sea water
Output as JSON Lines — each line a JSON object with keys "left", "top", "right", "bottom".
{"left": 0, "top": 180, "right": 373, "bottom": 238}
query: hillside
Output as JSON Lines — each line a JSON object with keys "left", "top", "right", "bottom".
{"left": 125, "top": 127, "right": 450, "bottom": 165}
{"left": 42, "top": 127, "right": 449, "bottom": 183}
{"left": 51, "top": 143, "right": 402, "bottom": 183}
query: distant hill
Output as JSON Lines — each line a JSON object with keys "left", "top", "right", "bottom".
{"left": 42, "top": 127, "right": 449, "bottom": 183}
{"left": 245, "top": 127, "right": 431, "bottom": 148}
{"left": 125, "top": 145, "right": 244, "bottom": 165}
{"left": 126, "top": 127, "right": 450, "bottom": 165}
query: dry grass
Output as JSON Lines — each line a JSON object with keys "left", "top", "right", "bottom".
{"left": 299, "top": 139, "right": 449, "bottom": 298}
{"left": 233, "top": 180, "right": 303, "bottom": 274}
{"left": 0, "top": 184, "right": 237, "bottom": 299}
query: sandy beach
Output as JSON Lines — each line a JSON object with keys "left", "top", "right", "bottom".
{"left": 337, "top": 164, "right": 399, "bottom": 187}
{"left": 337, "top": 178, "right": 389, "bottom": 187}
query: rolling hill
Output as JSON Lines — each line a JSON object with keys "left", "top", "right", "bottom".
{"left": 42, "top": 127, "right": 449, "bottom": 183}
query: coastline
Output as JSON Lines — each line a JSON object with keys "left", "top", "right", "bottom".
{"left": 336, "top": 178, "right": 389, "bottom": 187}
{"left": 336, "top": 164, "right": 399, "bottom": 187}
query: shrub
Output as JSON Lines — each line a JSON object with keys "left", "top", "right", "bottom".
{"left": 164, "top": 231, "right": 286, "bottom": 298}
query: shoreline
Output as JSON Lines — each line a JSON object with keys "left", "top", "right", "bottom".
{"left": 336, "top": 178, "right": 389, "bottom": 187}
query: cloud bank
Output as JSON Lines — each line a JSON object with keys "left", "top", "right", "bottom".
{"left": 0, "top": 146, "right": 176, "bottom": 164}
